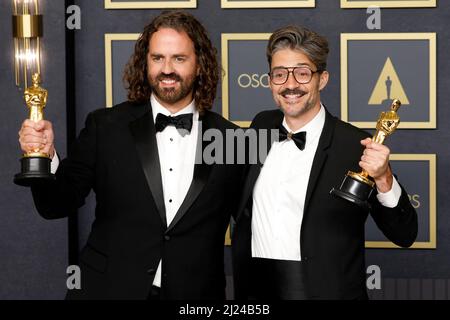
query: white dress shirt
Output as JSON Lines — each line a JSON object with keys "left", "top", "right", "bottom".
{"left": 251, "top": 105, "right": 402, "bottom": 261}
{"left": 150, "top": 94, "right": 199, "bottom": 287}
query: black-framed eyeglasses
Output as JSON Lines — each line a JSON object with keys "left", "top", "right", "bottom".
{"left": 269, "top": 67, "right": 321, "bottom": 85}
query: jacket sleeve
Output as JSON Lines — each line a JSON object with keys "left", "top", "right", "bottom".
{"left": 30, "top": 111, "right": 98, "bottom": 220}
{"left": 369, "top": 183, "right": 418, "bottom": 248}
{"left": 229, "top": 115, "right": 262, "bottom": 222}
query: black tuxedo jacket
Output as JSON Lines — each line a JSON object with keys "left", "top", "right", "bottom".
{"left": 232, "top": 108, "right": 418, "bottom": 300}
{"left": 31, "top": 101, "right": 243, "bottom": 300}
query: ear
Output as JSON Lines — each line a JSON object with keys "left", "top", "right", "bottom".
{"left": 319, "top": 71, "right": 329, "bottom": 91}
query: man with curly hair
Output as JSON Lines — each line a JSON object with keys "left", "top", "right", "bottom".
{"left": 18, "top": 11, "right": 243, "bottom": 300}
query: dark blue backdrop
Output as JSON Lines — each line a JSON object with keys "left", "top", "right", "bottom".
{"left": 0, "top": 0, "right": 448, "bottom": 299}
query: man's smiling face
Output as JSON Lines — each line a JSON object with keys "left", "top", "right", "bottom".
{"left": 269, "top": 48, "right": 328, "bottom": 120}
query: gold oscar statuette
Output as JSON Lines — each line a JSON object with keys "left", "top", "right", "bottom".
{"left": 24, "top": 73, "right": 48, "bottom": 156}
{"left": 14, "top": 73, "right": 55, "bottom": 186}
{"left": 330, "top": 99, "right": 402, "bottom": 210}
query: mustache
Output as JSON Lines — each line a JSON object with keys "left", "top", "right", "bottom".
{"left": 157, "top": 73, "right": 182, "bottom": 82}
{"left": 280, "top": 88, "right": 307, "bottom": 96}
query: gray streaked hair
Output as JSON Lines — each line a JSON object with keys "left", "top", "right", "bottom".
{"left": 267, "top": 25, "right": 329, "bottom": 72}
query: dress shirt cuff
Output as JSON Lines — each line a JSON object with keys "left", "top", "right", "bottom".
{"left": 50, "top": 151, "right": 60, "bottom": 174}
{"left": 376, "top": 176, "right": 402, "bottom": 208}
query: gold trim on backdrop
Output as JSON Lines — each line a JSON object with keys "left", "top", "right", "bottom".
{"left": 341, "top": 33, "right": 436, "bottom": 129}
{"left": 234, "top": 121, "right": 252, "bottom": 127}
{"left": 221, "top": 33, "right": 271, "bottom": 126}
{"left": 105, "top": 0, "right": 197, "bottom": 9}
{"left": 365, "top": 154, "right": 437, "bottom": 249}
{"left": 105, "top": 33, "right": 140, "bottom": 108}
{"left": 221, "top": 0, "right": 315, "bottom": 8}
{"left": 341, "top": 0, "right": 436, "bottom": 8}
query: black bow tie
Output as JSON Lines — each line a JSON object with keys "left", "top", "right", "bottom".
{"left": 155, "top": 113, "right": 193, "bottom": 136}
{"left": 278, "top": 125, "right": 307, "bottom": 150}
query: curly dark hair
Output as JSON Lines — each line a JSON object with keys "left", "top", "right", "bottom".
{"left": 123, "top": 10, "right": 219, "bottom": 114}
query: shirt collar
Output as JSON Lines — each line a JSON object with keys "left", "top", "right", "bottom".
{"left": 282, "top": 104, "right": 326, "bottom": 146}
{"left": 150, "top": 94, "right": 197, "bottom": 123}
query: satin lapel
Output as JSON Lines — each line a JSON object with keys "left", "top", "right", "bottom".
{"left": 165, "top": 111, "right": 213, "bottom": 234}
{"left": 235, "top": 163, "right": 262, "bottom": 221}
{"left": 129, "top": 104, "right": 167, "bottom": 228}
{"left": 303, "top": 110, "right": 336, "bottom": 214}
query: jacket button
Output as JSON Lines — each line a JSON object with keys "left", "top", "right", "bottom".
{"left": 147, "top": 268, "right": 156, "bottom": 275}
{"left": 164, "top": 235, "right": 171, "bottom": 241}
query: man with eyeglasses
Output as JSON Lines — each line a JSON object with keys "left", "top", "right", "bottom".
{"left": 232, "top": 25, "right": 417, "bottom": 300}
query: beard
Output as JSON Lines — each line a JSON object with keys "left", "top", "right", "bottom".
{"left": 148, "top": 72, "right": 196, "bottom": 105}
